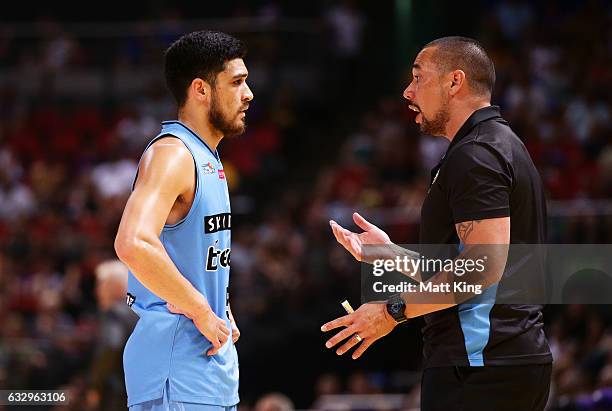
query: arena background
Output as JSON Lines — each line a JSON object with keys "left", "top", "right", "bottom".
{"left": 1, "top": 1, "right": 611, "bottom": 410}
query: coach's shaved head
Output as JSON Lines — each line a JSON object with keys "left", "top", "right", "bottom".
{"left": 423, "top": 36, "right": 495, "bottom": 98}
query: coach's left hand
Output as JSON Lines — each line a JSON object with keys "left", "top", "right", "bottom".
{"left": 321, "top": 303, "right": 397, "bottom": 359}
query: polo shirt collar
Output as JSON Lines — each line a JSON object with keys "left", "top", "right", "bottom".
{"left": 446, "top": 105, "right": 503, "bottom": 153}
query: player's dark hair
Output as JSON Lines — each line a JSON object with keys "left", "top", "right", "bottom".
{"left": 164, "top": 30, "right": 246, "bottom": 107}
{"left": 423, "top": 36, "right": 495, "bottom": 98}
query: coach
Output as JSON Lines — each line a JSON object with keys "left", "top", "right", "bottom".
{"left": 322, "top": 36, "right": 552, "bottom": 411}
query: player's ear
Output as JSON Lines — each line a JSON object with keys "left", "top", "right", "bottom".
{"left": 190, "top": 78, "right": 211, "bottom": 104}
{"left": 448, "top": 70, "right": 466, "bottom": 96}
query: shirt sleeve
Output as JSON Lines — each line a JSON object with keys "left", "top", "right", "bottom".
{"left": 444, "top": 142, "right": 512, "bottom": 223}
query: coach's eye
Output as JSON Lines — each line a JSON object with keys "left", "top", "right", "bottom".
{"left": 233, "top": 80, "right": 242, "bottom": 85}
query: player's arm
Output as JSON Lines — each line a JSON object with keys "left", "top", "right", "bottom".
{"left": 402, "top": 216, "right": 510, "bottom": 318}
{"left": 115, "top": 138, "right": 204, "bottom": 313}
{"left": 114, "top": 138, "right": 229, "bottom": 353}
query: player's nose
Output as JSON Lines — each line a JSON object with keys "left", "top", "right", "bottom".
{"left": 243, "top": 83, "right": 253, "bottom": 102}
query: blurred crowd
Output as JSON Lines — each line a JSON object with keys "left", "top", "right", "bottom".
{"left": 0, "top": 0, "right": 611, "bottom": 410}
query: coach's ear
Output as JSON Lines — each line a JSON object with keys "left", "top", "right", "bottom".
{"left": 447, "top": 70, "right": 466, "bottom": 97}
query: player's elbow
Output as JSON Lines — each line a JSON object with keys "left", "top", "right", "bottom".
{"left": 114, "top": 233, "right": 134, "bottom": 265}
{"left": 115, "top": 228, "right": 160, "bottom": 267}
{"left": 114, "top": 231, "right": 147, "bottom": 266}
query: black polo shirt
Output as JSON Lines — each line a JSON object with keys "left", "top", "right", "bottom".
{"left": 419, "top": 105, "right": 552, "bottom": 367}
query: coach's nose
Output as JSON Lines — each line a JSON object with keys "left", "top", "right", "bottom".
{"left": 403, "top": 82, "right": 415, "bottom": 101}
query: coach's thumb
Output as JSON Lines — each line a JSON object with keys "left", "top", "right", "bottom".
{"left": 353, "top": 212, "right": 374, "bottom": 231}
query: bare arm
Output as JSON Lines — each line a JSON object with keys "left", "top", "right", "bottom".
{"left": 323, "top": 215, "right": 510, "bottom": 360}
{"left": 403, "top": 216, "right": 510, "bottom": 318}
{"left": 114, "top": 137, "right": 229, "bottom": 354}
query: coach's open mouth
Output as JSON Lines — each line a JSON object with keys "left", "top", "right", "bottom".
{"left": 409, "top": 104, "right": 423, "bottom": 123}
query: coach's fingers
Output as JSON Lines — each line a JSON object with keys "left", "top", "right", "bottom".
{"left": 330, "top": 222, "right": 350, "bottom": 246}
{"left": 336, "top": 334, "right": 362, "bottom": 356}
{"left": 321, "top": 314, "right": 352, "bottom": 332}
{"left": 352, "top": 338, "right": 375, "bottom": 359}
{"left": 337, "top": 223, "right": 360, "bottom": 241}
{"left": 343, "top": 233, "right": 363, "bottom": 260}
{"left": 333, "top": 225, "right": 360, "bottom": 252}
{"left": 330, "top": 223, "right": 344, "bottom": 244}
{"left": 330, "top": 221, "right": 356, "bottom": 240}
{"left": 330, "top": 220, "right": 348, "bottom": 234}
{"left": 353, "top": 212, "right": 374, "bottom": 231}
{"left": 329, "top": 220, "right": 342, "bottom": 232}
{"left": 331, "top": 224, "right": 361, "bottom": 260}
{"left": 325, "top": 326, "right": 356, "bottom": 349}
{"left": 329, "top": 220, "right": 344, "bottom": 230}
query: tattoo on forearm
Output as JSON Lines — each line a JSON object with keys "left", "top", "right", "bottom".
{"left": 456, "top": 220, "right": 481, "bottom": 242}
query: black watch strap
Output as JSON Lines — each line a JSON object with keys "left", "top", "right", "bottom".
{"left": 386, "top": 293, "right": 407, "bottom": 324}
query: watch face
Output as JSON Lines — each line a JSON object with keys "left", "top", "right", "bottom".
{"left": 391, "top": 303, "right": 402, "bottom": 314}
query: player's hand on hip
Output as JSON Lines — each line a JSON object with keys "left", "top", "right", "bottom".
{"left": 228, "top": 309, "right": 240, "bottom": 343}
{"left": 196, "top": 311, "right": 230, "bottom": 356}
{"left": 329, "top": 212, "right": 391, "bottom": 262}
{"left": 321, "top": 303, "right": 397, "bottom": 359}
{"left": 167, "top": 303, "right": 230, "bottom": 355}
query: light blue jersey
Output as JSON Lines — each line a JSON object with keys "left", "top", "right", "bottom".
{"left": 124, "top": 121, "right": 238, "bottom": 408}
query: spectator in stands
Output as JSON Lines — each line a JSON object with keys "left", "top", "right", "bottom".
{"left": 87, "top": 260, "right": 137, "bottom": 411}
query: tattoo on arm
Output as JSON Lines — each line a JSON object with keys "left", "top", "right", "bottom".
{"left": 456, "top": 220, "right": 481, "bottom": 242}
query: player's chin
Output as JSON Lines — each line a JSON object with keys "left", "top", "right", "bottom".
{"left": 226, "top": 120, "right": 247, "bottom": 138}
{"left": 235, "top": 119, "right": 247, "bottom": 133}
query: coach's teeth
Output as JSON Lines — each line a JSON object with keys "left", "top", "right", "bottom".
{"left": 409, "top": 105, "right": 420, "bottom": 112}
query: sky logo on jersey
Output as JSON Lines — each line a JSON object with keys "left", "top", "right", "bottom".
{"left": 126, "top": 292, "right": 136, "bottom": 307}
{"left": 202, "top": 162, "right": 215, "bottom": 174}
{"left": 206, "top": 246, "right": 231, "bottom": 271}
{"left": 218, "top": 169, "right": 225, "bottom": 179}
{"left": 204, "top": 213, "right": 231, "bottom": 233}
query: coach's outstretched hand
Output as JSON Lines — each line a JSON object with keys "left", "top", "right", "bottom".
{"left": 321, "top": 303, "right": 396, "bottom": 359}
{"left": 329, "top": 212, "right": 391, "bottom": 262}
{"left": 167, "top": 303, "right": 230, "bottom": 356}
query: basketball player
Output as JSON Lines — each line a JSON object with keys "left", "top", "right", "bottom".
{"left": 115, "top": 30, "right": 253, "bottom": 411}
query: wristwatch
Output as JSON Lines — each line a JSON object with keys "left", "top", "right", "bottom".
{"left": 386, "top": 294, "right": 407, "bottom": 324}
